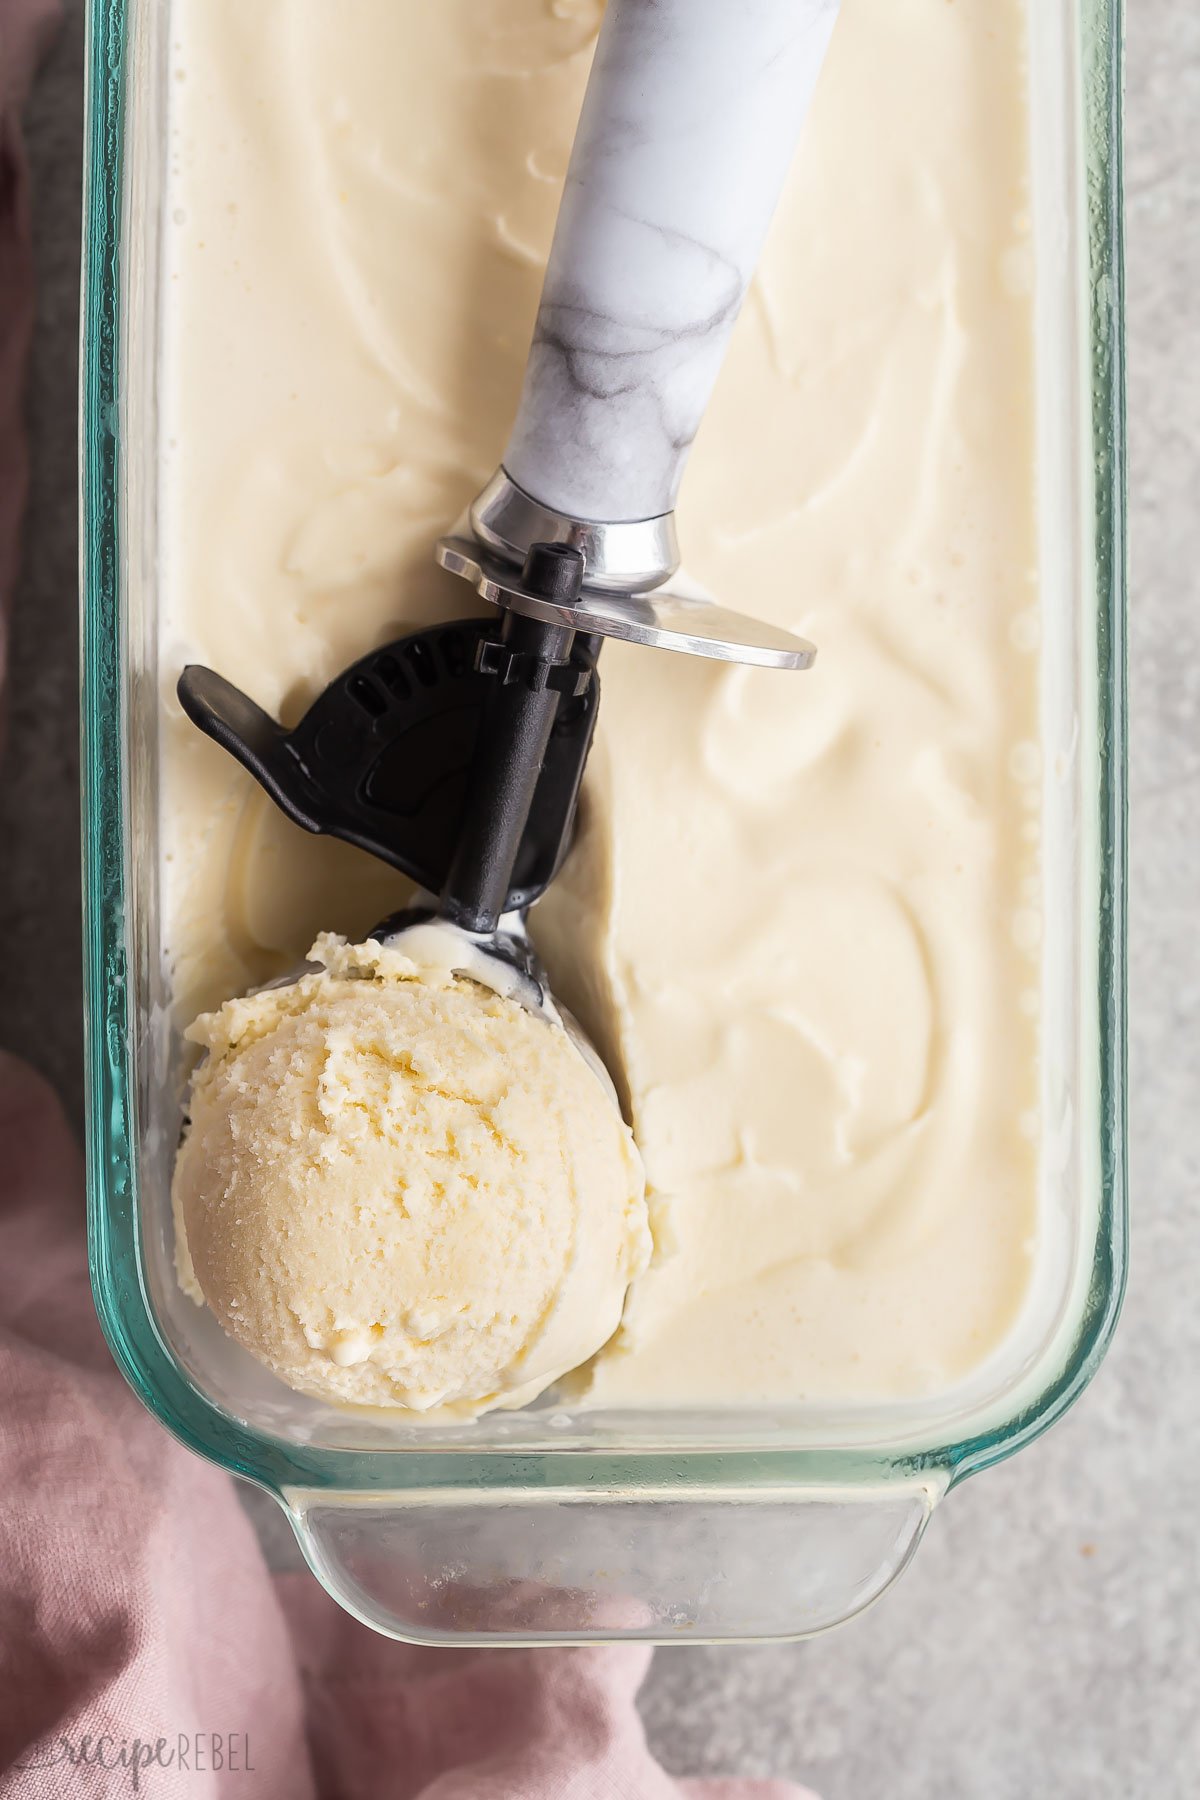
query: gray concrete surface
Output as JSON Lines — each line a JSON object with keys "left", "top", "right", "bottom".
{"left": 3, "top": 4, "right": 1196, "bottom": 1795}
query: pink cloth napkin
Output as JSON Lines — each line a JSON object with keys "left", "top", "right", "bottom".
{"left": 0, "top": 0, "right": 58, "bottom": 751}
{"left": 0, "top": 10, "right": 821, "bottom": 1798}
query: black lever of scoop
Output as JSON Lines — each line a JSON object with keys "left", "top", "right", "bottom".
{"left": 176, "top": 543, "right": 599, "bottom": 923}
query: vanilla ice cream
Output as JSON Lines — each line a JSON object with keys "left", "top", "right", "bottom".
{"left": 173, "top": 932, "right": 649, "bottom": 1416}
{"left": 160, "top": 0, "right": 1043, "bottom": 1410}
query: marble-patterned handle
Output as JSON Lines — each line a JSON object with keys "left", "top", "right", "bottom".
{"left": 503, "top": 0, "right": 841, "bottom": 526}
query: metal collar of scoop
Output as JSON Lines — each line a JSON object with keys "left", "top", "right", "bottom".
{"left": 469, "top": 467, "right": 681, "bottom": 593}
{"left": 437, "top": 530, "right": 817, "bottom": 671}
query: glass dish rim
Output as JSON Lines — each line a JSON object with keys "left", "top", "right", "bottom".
{"left": 80, "top": 0, "right": 1128, "bottom": 1503}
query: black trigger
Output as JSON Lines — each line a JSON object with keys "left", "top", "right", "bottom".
{"left": 176, "top": 617, "right": 600, "bottom": 910}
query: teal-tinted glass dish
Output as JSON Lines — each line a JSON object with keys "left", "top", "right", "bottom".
{"left": 81, "top": 0, "right": 1126, "bottom": 1645}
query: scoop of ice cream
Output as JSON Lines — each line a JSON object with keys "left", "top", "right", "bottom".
{"left": 173, "top": 931, "right": 649, "bottom": 1417}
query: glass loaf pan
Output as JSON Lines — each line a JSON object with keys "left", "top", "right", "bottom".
{"left": 81, "top": 0, "right": 1127, "bottom": 1644}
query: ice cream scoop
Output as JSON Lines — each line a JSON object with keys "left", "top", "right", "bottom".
{"left": 170, "top": 0, "right": 842, "bottom": 1413}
